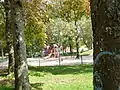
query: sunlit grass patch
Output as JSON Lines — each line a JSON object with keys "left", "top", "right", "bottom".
{"left": 0, "top": 64, "right": 93, "bottom": 90}
{"left": 80, "top": 49, "right": 93, "bottom": 56}
{"left": 29, "top": 64, "right": 93, "bottom": 90}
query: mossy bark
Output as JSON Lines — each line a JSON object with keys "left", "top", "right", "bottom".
{"left": 90, "top": 0, "right": 120, "bottom": 90}
{"left": 12, "top": 0, "right": 31, "bottom": 90}
{"left": 4, "top": 0, "right": 14, "bottom": 74}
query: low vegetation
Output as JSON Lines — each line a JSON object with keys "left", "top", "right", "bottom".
{"left": 0, "top": 64, "right": 93, "bottom": 90}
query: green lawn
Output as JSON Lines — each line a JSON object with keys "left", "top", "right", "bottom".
{"left": 0, "top": 64, "right": 93, "bottom": 90}
{"left": 80, "top": 50, "right": 93, "bottom": 56}
{"left": 61, "top": 49, "right": 93, "bottom": 56}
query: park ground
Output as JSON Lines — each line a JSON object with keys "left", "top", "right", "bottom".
{"left": 0, "top": 64, "right": 93, "bottom": 90}
{"left": 0, "top": 50, "right": 93, "bottom": 90}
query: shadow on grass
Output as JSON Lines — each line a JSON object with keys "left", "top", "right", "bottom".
{"left": 0, "top": 79, "right": 14, "bottom": 90}
{"left": 0, "top": 68, "right": 8, "bottom": 76}
{"left": 61, "top": 52, "right": 77, "bottom": 56}
{"left": 31, "top": 83, "right": 44, "bottom": 90}
{"left": 29, "top": 64, "right": 93, "bottom": 75}
{"left": 0, "top": 73, "right": 8, "bottom": 76}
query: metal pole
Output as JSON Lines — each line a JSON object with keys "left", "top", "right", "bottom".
{"left": 81, "top": 55, "right": 83, "bottom": 64}
{"left": 39, "top": 49, "right": 43, "bottom": 66}
{"left": 39, "top": 57, "right": 40, "bottom": 66}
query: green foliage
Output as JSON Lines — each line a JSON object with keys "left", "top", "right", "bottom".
{"left": 23, "top": 0, "right": 49, "bottom": 57}
{"left": 46, "top": 0, "right": 91, "bottom": 55}
{"left": 46, "top": 18, "right": 76, "bottom": 49}
{"left": 79, "top": 16, "right": 93, "bottom": 49}
{"left": 25, "top": 21, "right": 47, "bottom": 47}
{"left": 24, "top": 0, "right": 48, "bottom": 47}
{"left": 46, "top": 17, "right": 92, "bottom": 50}
{"left": 46, "top": 0, "right": 65, "bottom": 19}
{"left": 24, "top": 0, "right": 49, "bottom": 23}
{"left": 25, "top": 22, "right": 47, "bottom": 57}
{"left": 62, "top": 0, "right": 84, "bottom": 21}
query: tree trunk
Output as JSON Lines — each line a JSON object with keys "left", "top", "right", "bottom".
{"left": 69, "top": 37, "right": 73, "bottom": 54}
{"left": 69, "top": 44, "right": 72, "bottom": 54}
{"left": 1, "top": 47, "right": 4, "bottom": 60}
{"left": 4, "top": 0, "right": 14, "bottom": 74}
{"left": 76, "top": 36, "right": 79, "bottom": 58}
{"left": 12, "top": 0, "right": 31, "bottom": 90}
{"left": 90, "top": 0, "right": 120, "bottom": 90}
{"left": 75, "top": 21, "right": 79, "bottom": 59}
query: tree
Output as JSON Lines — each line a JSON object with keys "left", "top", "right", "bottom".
{"left": 4, "top": 0, "right": 14, "bottom": 74}
{"left": 78, "top": 16, "right": 92, "bottom": 49}
{"left": 46, "top": 18, "right": 76, "bottom": 54}
{"left": 24, "top": 0, "right": 48, "bottom": 57}
{"left": 90, "top": 0, "right": 120, "bottom": 89}
{"left": 60, "top": 0, "right": 89, "bottom": 58}
{"left": 25, "top": 21, "right": 47, "bottom": 57}
{"left": 11, "top": 0, "right": 31, "bottom": 89}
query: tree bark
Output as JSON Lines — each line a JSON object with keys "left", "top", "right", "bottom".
{"left": 69, "top": 43, "right": 72, "bottom": 54}
{"left": 12, "top": 0, "right": 31, "bottom": 90}
{"left": 1, "top": 46, "right": 4, "bottom": 60}
{"left": 4, "top": 0, "right": 14, "bottom": 74}
{"left": 75, "top": 21, "right": 80, "bottom": 59}
{"left": 76, "top": 36, "right": 79, "bottom": 58}
{"left": 90, "top": 0, "right": 120, "bottom": 90}
{"left": 68, "top": 37, "right": 73, "bottom": 54}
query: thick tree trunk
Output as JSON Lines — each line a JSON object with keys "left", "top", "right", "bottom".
{"left": 12, "top": 0, "right": 31, "bottom": 90}
{"left": 90, "top": 0, "right": 120, "bottom": 90}
{"left": 4, "top": 0, "right": 14, "bottom": 74}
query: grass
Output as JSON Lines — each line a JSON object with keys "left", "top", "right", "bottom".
{"left": 29, "top": 64, "right": 93, "bottom": 90}
{"left": 0, "top": 76, "right": 14, "bottom": 90}
{"left": 0, "top": 64, "right": 93, "bottom": 90}
{"left": 61, "top": 49, "right": 93, "bottom": 56}
{"left": 80, "top": 50, "right": 93, "bottom": 56}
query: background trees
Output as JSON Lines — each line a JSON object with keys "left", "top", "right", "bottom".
{"left": 48, "top": 0, "right": 91, "bottom": 58}
{"left": 25, "top": 21, "right": 46, "bottom": 57}
{"left": 24, "top": 0, "right": 47, "bottom": 57}
{"left": 0, "top": 0, "right": 92, "bottom": 59}
{"left": 79, "top": 16, "right": 92, "bottom": 49}
{"left": 46, "top": 18, "right": 76, "bottom": 53}
{"left": 45, "top": 0, "right": 91, "bottom": 57}
{"left": 0, "top": 0, "right": 93, "bottom": 89}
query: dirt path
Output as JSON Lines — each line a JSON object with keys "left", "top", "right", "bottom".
{"left": 0, "top": 55, "right": 93, "bottom": 70}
